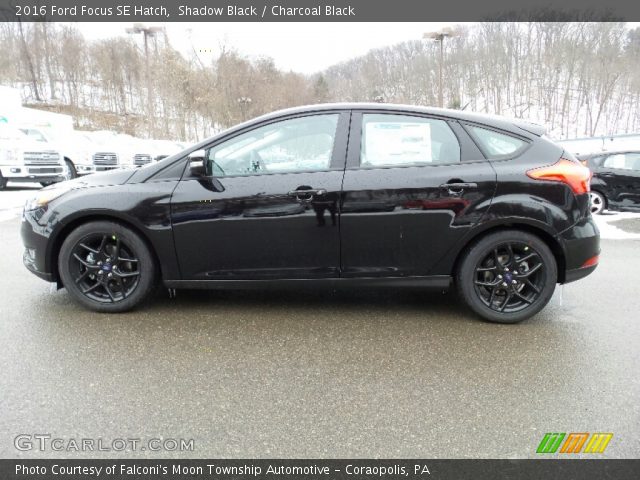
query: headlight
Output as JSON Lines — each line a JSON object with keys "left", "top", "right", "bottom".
{"left": 24, "top": 184, "right": 76, "bottom": 211}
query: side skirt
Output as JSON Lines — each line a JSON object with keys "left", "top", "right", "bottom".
{"left": 163, "top": 275, "right": 452, "bottom": 290}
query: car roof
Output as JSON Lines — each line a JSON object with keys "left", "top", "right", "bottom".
{"left": 238, "top": 103, "right": 547, "bottom": 138}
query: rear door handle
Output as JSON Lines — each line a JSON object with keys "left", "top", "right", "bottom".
{"left": 439, "top": 182, "right": 477, "bottom": 195}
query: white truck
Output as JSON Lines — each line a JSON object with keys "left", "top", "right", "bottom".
{"left": 0, "top": 123, "right": 67, "bottom": 189}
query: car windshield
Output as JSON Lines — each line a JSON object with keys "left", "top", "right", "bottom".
{"left": 0, "top": 124, "right": 29, "bottom": 141}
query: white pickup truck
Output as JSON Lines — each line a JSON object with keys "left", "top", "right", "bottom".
{"left": 0, "top": 124, "right": 67, "bottom": 189}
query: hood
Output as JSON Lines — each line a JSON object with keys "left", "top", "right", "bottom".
{"left": 64, "top": 168, "right": 137, "bottom": 188}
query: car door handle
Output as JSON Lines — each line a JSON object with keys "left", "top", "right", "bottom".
{"left": 439, "top": 182, "right": 477, "bottom": 195}
{"left": 288, "top": 188, "right": 327, "bottom": 201}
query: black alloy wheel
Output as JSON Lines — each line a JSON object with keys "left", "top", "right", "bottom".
{"left": 457, "top": 230, "right": 557, "bottom": 323}
{"left": 58, "top": 221, "right": 157, "bottom": 312}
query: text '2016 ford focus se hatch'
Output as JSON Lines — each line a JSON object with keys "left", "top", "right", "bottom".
{"left": 21, "top": 104, "right": 599, "bottom": 323}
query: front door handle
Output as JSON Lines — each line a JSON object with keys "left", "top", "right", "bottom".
{"left": 288, "top": 188, "right": 327, "bottom": 201}
{"left": 439, "top": 182, "right": 478, "bottom": 195}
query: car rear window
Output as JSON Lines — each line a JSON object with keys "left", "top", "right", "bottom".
{"left": 469, "top": 126, "right": 527, "bottom": 158}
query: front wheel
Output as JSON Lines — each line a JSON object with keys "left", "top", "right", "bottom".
{"left": 65, "top": 159, "right": 78, "bottom": 180}
{"left": 456, "top": 230, "right": 557, "bottom": 323}
{"left": 58, "top": 221, "right": 157, "bottom": 312}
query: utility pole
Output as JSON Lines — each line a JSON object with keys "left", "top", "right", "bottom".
{"left": 126, "top": 24, "right": 163, "bottom": 137}
{"left": 423, "top": 27, "right": 457, "bottom": 108}
{"left": 237, "top": 97, "right": 252, "bottom": 121}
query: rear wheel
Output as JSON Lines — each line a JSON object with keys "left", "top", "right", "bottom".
{"left": 456, "top": 230, "right": 557, "bottom": 323}
{"left": 58, "top": 221, "right": 157, "bottom": 312}
{"left": 589, "top": 191, "right": 606, "bottom": 215}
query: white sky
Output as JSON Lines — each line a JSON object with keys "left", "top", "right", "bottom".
{"left": 71, "top": 22, "right": 474, "bottom": 73}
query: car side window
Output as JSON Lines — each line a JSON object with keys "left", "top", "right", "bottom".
{"left": 469, "top": 125, "right": 527, "bottom": 157}
{"left": 360, "top": 114, "right": 460, "bottom": 167}
{"left": 603, "top": 153, "right": 640, "bottom": 170}
{"left": 206, "top": 114, "right": 339, "bottom": 177}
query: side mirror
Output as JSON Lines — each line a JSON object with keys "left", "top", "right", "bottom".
{"left": 188, "top": 149, "right": 206, "bottom": 176}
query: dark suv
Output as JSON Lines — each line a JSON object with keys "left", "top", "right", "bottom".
{"left": 21, "top": 104, "right": 599, "bottom": 323}
{"left": 579, "top": 151, "right": 640, "bottom": 214}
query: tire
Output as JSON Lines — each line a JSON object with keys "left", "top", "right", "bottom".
{"left": 40, "top": 182, "right": 54, "bottom": 187}
{"left": 58, "top": 221, "right": 157, "bottom": 312}
{"left": 65, "top": 159, "right": 78, "bottom": 180}
{"left": 456, "top": 230, "right": 557, "bottom": 323}
{"left": 0, "top": 173, "right": 7, "bottom": 190}
{"left": 589, "top": 191, "right": 606, "bottom": 215}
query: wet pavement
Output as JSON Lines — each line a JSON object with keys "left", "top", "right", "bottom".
{"left": 0, "top": 196, "right": 639, "bottom": 459}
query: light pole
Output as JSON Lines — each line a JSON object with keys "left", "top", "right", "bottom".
{"left": 237, "top": 97, "right": 252, "bottom": 121}
{"left": 126, "top": 24, "right": 163, "bottom": 137}
{"left": 423, "top": 27, "right": 456, "bottom": 108}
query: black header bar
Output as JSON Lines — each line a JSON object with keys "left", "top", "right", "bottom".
{"left": 1, "top": 0, "right": 640, "bottom": 22}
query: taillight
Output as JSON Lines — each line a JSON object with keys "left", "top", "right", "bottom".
{"left": 526, "top": 158, "right": 591, "bottom": 195}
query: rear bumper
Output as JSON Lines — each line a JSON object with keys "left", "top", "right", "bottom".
{"left": 558, "top": 215, "right": 600, "bottom": 284}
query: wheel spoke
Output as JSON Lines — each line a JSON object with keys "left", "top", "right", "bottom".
{"left": 477, "top": 265, "right": 497, "bottom": 272}
{"left": 82, "top": 282, "right": 100, "bottom": 294}
{"left": 115, "top": 270, "right": 140, "bottom": 278}
{"left": 488, "top": 288, "right": 497, "bottom": 307}
{"left": 97, "top": 235, "right": 108, "bottom": 255}
{"left": 112, "top": 237, "right": 121, "bottom": 261}
{"left": 524, "top": 278, "right": 541, "bottom": 293}
{"left": 78, "top": 243, "right": 99, "bottom": 254}
{"left": 499, "top": 292, "right": 513, "bottom": 312}
{"left": 517, "top": 252, "right": 538, "bottom": 264}
{"left": 104, "top": 283, "right": 116, "bottom": 302}
{"left": 115, "top": 277, "right": 127, "bottom": 299}
{"left": 514, "top": 291, "right": 532, "bottom": 304}
{"left": 475, "top": 279, "right": 500, "bottom": 287}
{"left": 73, "top": 253, "right": 99, "bottom": 269}
{"left": 117, "top": 256, "right": 139, "bottom": 263}
{"left": 75, "top": 269, "right": 92, "bottom": 284}
{"left": 519, "top": 263, "right": 542, "bottom": 277}
{"left": 507, "top": 244, "right": 515, "bottom": 265}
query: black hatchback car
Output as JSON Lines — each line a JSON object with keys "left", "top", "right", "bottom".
{"left": 579, "top": 151, "right": 640, "bottom": 214}
{"left": 21, "top": 104, "right": 599, "bottom": 323}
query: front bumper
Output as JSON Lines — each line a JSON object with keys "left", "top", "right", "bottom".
{"left": 0, "top": 165, "right": 66, "bottom": 183}
{"left": 21, "top": 209, "right": 56, "bottom": 283}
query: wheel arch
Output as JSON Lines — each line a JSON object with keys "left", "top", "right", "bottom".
{"left": 49, "top": 214, "right": 163, "bottom": 286}
{"left": 451, "top": 222, "right": 567, "bottom": 284}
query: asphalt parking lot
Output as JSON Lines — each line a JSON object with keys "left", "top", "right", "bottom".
{"left": 1, "top": 186, "right": 639, "bottom": 459}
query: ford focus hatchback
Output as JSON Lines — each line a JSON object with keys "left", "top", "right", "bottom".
{"left": 21, "top": 104, "right": 599, "bottom": 323}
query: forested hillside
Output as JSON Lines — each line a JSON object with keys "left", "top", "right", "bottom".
{"left": 1, "top": 22, "right": 639, "bottom": 141}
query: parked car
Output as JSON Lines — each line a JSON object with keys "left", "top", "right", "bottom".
{"left": 21, "top": 104, "right": 599, "bottom": 323}
{"left": 579, "top": 151, "right": 640, "bottom": 214}
{"left": 19, "top": 126, "right": 96, "bottom": 178}
{"left": 79, "top": 130, "right": 124, "bottom": 173}
{"left": 0, "top": 123, "right": 67, "bottom": 189}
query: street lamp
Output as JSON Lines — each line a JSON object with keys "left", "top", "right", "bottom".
{"left": 237, "top": 97, "right": 252, "bottom": 121}
{"left": 423, "top": 27, "right": 457, "bottom": 108}
{"left": 126, "top": 24, "right": 164, "bottom": 137}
